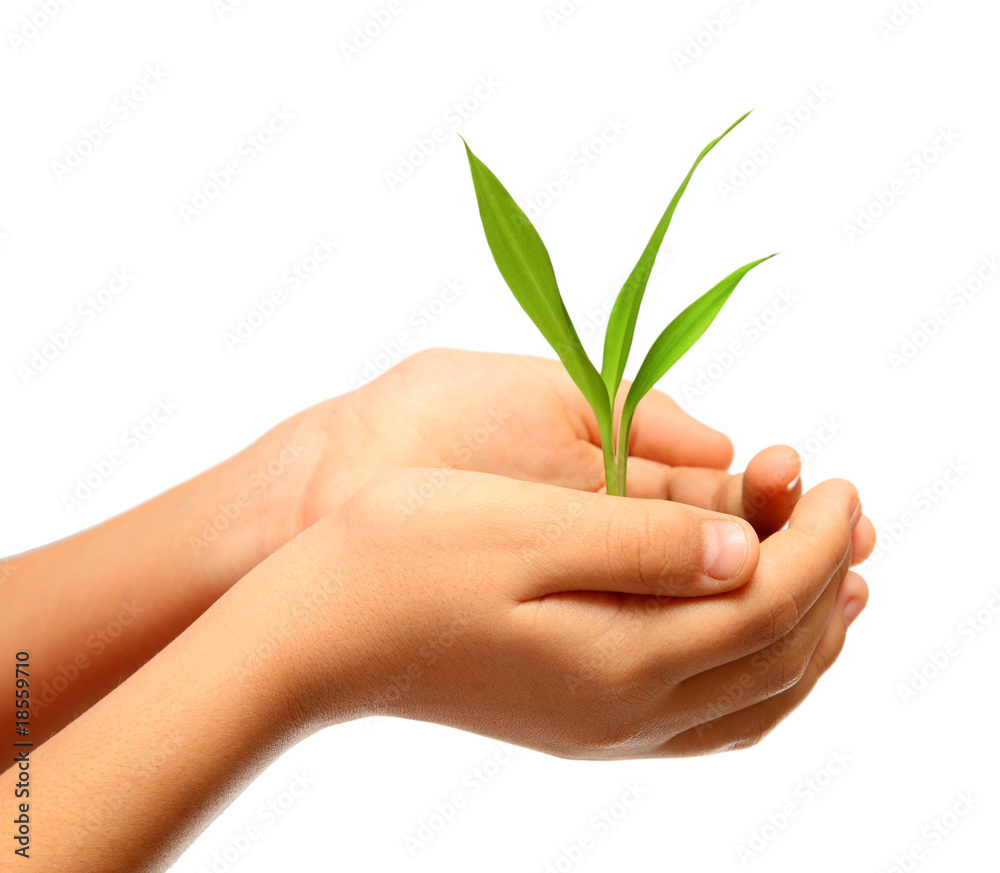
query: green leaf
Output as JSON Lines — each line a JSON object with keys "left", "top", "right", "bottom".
{"left": 618, "top": 253, "right": 778, "bottom": 461}
{"left": 600, "top": 110, "right": 754, "bottom": 405}
{"left": 462, "top": 138, "right": 611, "bottom": 427}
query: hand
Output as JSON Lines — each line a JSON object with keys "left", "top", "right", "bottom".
{"left": 4, "top": 468, "right": 866, "bottom": 872}
{"left": 285, "top": 468, "right": 868, "bottom": 758}
{"left": 267, "top": 349, "right": 855, "bottom": 547}
{"left": 9, "top": 346, "right": 873, "bottom": 749}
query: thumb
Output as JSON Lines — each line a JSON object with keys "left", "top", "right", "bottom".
{"left": 521, "top": 490, "right": 760, "bottom": 600}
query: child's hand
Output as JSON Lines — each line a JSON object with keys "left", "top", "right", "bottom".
{"left": 277, "top": 468, "right": 867, "bottom": 757}
{"left": 273, "top": 349, "right": 866, "bottom": 550}
{"left": 10, "top": 466, "right": 865, "bottom": 872}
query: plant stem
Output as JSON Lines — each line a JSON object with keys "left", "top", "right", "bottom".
{"left": 613, "top": 444, "right": 628, "bottom": 497}
{"left": 600, "top": 420, "right": 618, "bottom": 497}
{"left": 600, "top": 423, "right": 629, "bottom": 497}
{"left": 611, "top": 415, "right": 633, "bottom": 498}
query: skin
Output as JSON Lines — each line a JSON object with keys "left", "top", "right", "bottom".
{"left": 0, "top": 349, "right": 873, "bottom": 871}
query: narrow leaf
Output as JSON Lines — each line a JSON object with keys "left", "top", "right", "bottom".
{"left": 462, "top": 138, "right": 610, "bottom": 424}
{"left": 621, "top": 253, "right": 778, "bottom": 431}
{"left": 601, "top": 110, "right": 754, "bottom": 403}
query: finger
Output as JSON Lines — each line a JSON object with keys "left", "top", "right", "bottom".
{"left": 524, "top": 491, "right": 760, "bottom": 599}
{"left": 665, "top": 553, "right": 851, "bottom": 728}
{"left": 625, "top": 478, "right": 859, "bottom": 683}
{"left": 740, "top": 445, "right": 802, "bottom": 537}
{"left": 624, "top": 446, "right": 800, "bottom": 539}
{"left": 657, "top": 571, "right": 868, "bottom": 756}
{"left": 623, "top": 457, "right": 734, "bottom": 502}
{"left": 617, "top": 386, "right": 734, "bottom": 470}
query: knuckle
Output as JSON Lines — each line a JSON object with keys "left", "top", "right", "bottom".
{"left": 390, "top": 348, "right": 451, "bottom": 387}
{"left": 602, "top": 503, "right": 664, "bottom": 592}
{"left": 729, "top": 734, "right": 762, "bottom": 751}
{"left": 732, "top": 708, "right": 775, "bottom": 751}
{"left": 763, "top": 657, "right": 789, "bottom": 699}
{"left": 787, "top": 643, "right": 812, "bottom": 686}
{"left": 759, "top": 589, "right": 802, "bottom": 643}
{"left": 562, "top": 653, "right": 663, "bottom": 754}
{"left": 341, "top": 469, "right": 438, "bottom": 532}
{"left": 765, "top": 644, "right": 810, "bottom": 698}
{"left": 339, "top": 477, "right": 383, "bottom": 531}
{"left": 401, "top": 347, "right": 444, "bottom": 369}
{"left": 584, "top": 706, "right": 648, "bottom": 753}
{"left": 584, "top": 660, "right": 647, "bottom": 712}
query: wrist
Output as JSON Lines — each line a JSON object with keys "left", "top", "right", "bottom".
{"left": 189, "top": 403, "right": 334, "bottom": 582}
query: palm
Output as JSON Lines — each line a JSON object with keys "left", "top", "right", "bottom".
{"left": 341, "top": 351, "right": 603, "bottom": 491}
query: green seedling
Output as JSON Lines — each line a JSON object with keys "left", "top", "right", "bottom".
{"left": 463, "top": 111, "right": 776, "bottom": 497}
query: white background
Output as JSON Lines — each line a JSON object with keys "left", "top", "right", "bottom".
{"left": 2, "top": 0, "right": 998, "bottom": 870}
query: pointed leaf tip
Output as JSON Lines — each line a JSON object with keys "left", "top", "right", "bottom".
{"left": 462, "top": 143, "right": 611, "bottom": 428}
{"left": 623, "top": 252, "right": 777, "bottom": 420}
{"left": 599, "top": 111, "right": 758, "bottom": 403}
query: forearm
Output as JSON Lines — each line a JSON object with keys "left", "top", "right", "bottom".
{"left": 1, "top": 530, "right": 349, "bottom": 873}
{"left": 1, "top": 409, "right": 325, "bottom": 747}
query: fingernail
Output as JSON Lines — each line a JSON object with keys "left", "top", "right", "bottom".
{"left": 704, "top": 520, "right": 748, "bottom": 581}
{"left": 843, "top": 598, "right": 864, "bottom": 627}
{"left": 849, "top": 499, "right": 862, "bottom": 530}
{"left": 781, "top": 448, "right": 801, "bottom": 491}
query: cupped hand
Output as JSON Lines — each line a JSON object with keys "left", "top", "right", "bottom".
{"left": 285, "top": 468, "right": 868, "bottom": 758}
{"left": 270, "top": 349, "right": 867, "bottom": 549}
